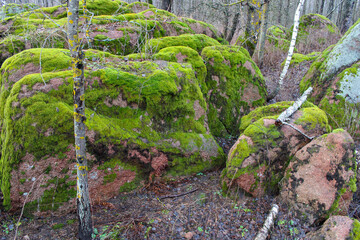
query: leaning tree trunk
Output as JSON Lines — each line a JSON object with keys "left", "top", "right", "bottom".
{"left": 67, "top": 0, "right": 93, "bottom": 239}
{"left": 267, "top": 0, "right": 306, "bottom": 101}
{"left": 254, "top": 0, "right": 269, "bottom": 68}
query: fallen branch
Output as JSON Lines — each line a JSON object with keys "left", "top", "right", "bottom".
{"left": 254, "top": 204, "right": 279, "bottom": 240}
{"left": 158, "top": 188, "right": 198, "bottom": 200}
{"left": 275, "top": 87, "right": 314, "bottom": 140}
{"left": 275, "top": 87, "right": 313, "bottom": 126}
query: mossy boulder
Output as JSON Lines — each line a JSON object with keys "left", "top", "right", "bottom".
{"left": 280, "top": 129, "right": 356, "bottom": 225}
{"left": 201, "top": 45, "right": 267, "bottom": 137}
{"left": 267, "top": 25, "right": 288, "bottom": 39}
{"left": 306, "top": 216, "right": 360, "bottom": 239}
{"left": 143, "top": 34, "right": 221, "bottom": 54}
{"left": 222, "top": 101, "right": 330, "bottom": 197}
{"left": 291, "top": 14, "right": 341, "bottom": 54}
{"left": 0, "top": 48, "right": 225, "bottom": 212}
{"left": 300, "top": 18, "right": 360, "bottom": 139}
{"left": 126, "top": 2, "right": 155, "bottom": 13}
{"left": 0, "top": 1, "right": 223, "bottom": 62}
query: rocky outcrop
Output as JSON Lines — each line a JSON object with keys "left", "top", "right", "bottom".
{"left": 295, "top": 14, "right": 341, "bottom": 54}
{"left": 201, "top": 45, "right": 267, "bottom": 137}
{"left": 221, "top": 101, "right": 330, "bottom": 197}
{"left": 300, "top": 18, "right": 360, "bottom": 139}
{"left": 280, "top": 129, "right": 356, "bottom": 225}
{"left": 0, "top": 0, "right": 224, "bottom": 64}
{"left": 0, "top": 47, "right": 226, "bottom": 213}
{"left": 306, "top": 216, "right": 360, "bottom": 239}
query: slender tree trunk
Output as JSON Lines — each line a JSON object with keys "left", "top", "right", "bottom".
{"left": 320, "top": 0, "right": 326, "bottom": 14}
{"left": 67, "top": 0, "right": 93, "bottom": 239}
{"left": 285, "top": 0, "right": 291, "bottom": 26}
{"left": 277, "top": 0, "right": 283, "bottom": 24}
{"left": 341, "top": 0, "right": 356, "bottom": 33}
{"left": 267, "top": 0, "right": 306, "bottom": 101}
{"left": 254, "top": 0, "right": 269, "bottom": 67}
{"left": 161, "top": 0, "right": 172, "bottom": 12}
{"left": 328, "top": 0, "right": 335, "bottom": 19}
{"left": 227, "top": 11, "right": 240, "bottom": 42}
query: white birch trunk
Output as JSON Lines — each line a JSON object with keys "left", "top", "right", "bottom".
{"left": 254, "top": 204, "right": 279, "bottom": 240}
{"left": 267, "top": 0, "right": 306, "bottom": 101}
{"left": 279, "top": 0, "right": 305, "bottom": 89}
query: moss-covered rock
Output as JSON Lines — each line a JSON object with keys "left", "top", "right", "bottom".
{"left": 144, "top": 34, "right": 221, "bottom": 54}
{"left": 0, "top": 48, "right": 225, "bottom": 212}
{"left": 289, "top": 14, "right": 341, "bottom": 54}
{"left": 280, "top": 129, "right": 356, "bottom": 225}
{"left": 0, "top": 1, "right": 223, "bottom": 63}
{"left": 305, "top": 216, "right": 356, "bottom": 239}
{"left": 300, "top": 18, "right": 360, "bottom": 140}
{"left": 267, "top": 25, "right": 288, "bottom": 39}
{"left": 201, "top": 45, "right": 267, "bottom": 137}
{"left": 222, "top": 101, "right": 330, "bottom": 197}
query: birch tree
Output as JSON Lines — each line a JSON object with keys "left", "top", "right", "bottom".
{"left": 267, "top": 0, "right": 305, "bottom": 101}
{"left": 67, "top": 0, "right": 92, "bottom": 239}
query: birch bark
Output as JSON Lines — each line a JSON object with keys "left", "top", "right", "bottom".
{"left": 267, "top": 0, "right": 305, "bottom": 101}
{"left": 67, "top": 0, "right": 92, "bottom": 239}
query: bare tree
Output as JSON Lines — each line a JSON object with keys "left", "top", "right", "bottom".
{"left": 66, "top": 0, "right": 92, "bottom": 239}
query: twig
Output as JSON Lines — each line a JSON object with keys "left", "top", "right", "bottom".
{"left": 327, "top": 0, "right": 346, "bottom": 18}
{"left": 254, "top": 204, "right": 279, "bottom": 240}
{"left": 158, "top": 188, "right": 198, "bottom": 200}
{"left": 14, "top": 174, "right": 43, "bottom": 240}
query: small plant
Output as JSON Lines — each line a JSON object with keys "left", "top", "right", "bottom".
{"left": 239, "top": 225, "right": 248, "bottom": 237}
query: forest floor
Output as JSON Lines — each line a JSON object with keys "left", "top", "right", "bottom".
{"left": 1, "top": 141, "right": 360, "bottom": 240}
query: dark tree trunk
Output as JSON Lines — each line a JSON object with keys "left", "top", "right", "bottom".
{"left": 277, "top": 0, "right": 283, "bottom": 24}
{"left": 341, "top": 0, "right": 356, "bottom": 33}
{"left": 161, "top": 0, "right": 172, "bottom": 12}
{"left": 328, "top": 0, "right": 335, "bottom": 19}
{"left": 320, "top": 0, "right": 326, "bottom": 14}
{"left": 227, "top": 11, "right": 240, "bottom": 43}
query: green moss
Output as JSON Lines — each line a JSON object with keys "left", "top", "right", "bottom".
{"left": 43, "top": 165, "right": 52, "bottom": 174}
{"left": 239, "top": 101, "right": 316, "bottom": 133}
{"left": 284, "top": 52, "right": 321, "bottom": 66}
{"left": 66, "top": 219, "right": 76, "bottom": 225}
{"left": 294, "top": 107, "right": 330, "bottom": 131}
{"left": 152, "top": 46, "right": 207, "bottom": 93}
{"left": 144, "top": 34, "right": 221, "bottom": 54}
{"left": 350, "top": 219, "right": 360, "bottom": 240}
{"left": 0, "top": 47, "right": 225, "bottom": 210}
{"left": 201, "top": 45, "right": 266, "bottom": 137}
{"left": 267, "top": 25, "right": 287, "bottom": 38}
{"left": 52, "top": 223, "right": 65, "bottom": 230}
{"left": 103, "top": 173, "right": 117, "bottom": 184}
{"left": 299, "top": 44, "right": 336, "bottom": 95}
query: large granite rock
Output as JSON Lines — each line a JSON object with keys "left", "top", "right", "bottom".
{"left": 300, "top": 18, "right": 360, "bottom": 139}
{"left": 280, "top": 129, "right": 357, "bottom": 225}
{"left": 221, "top": 101, "right": 330, "bottom": 197}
